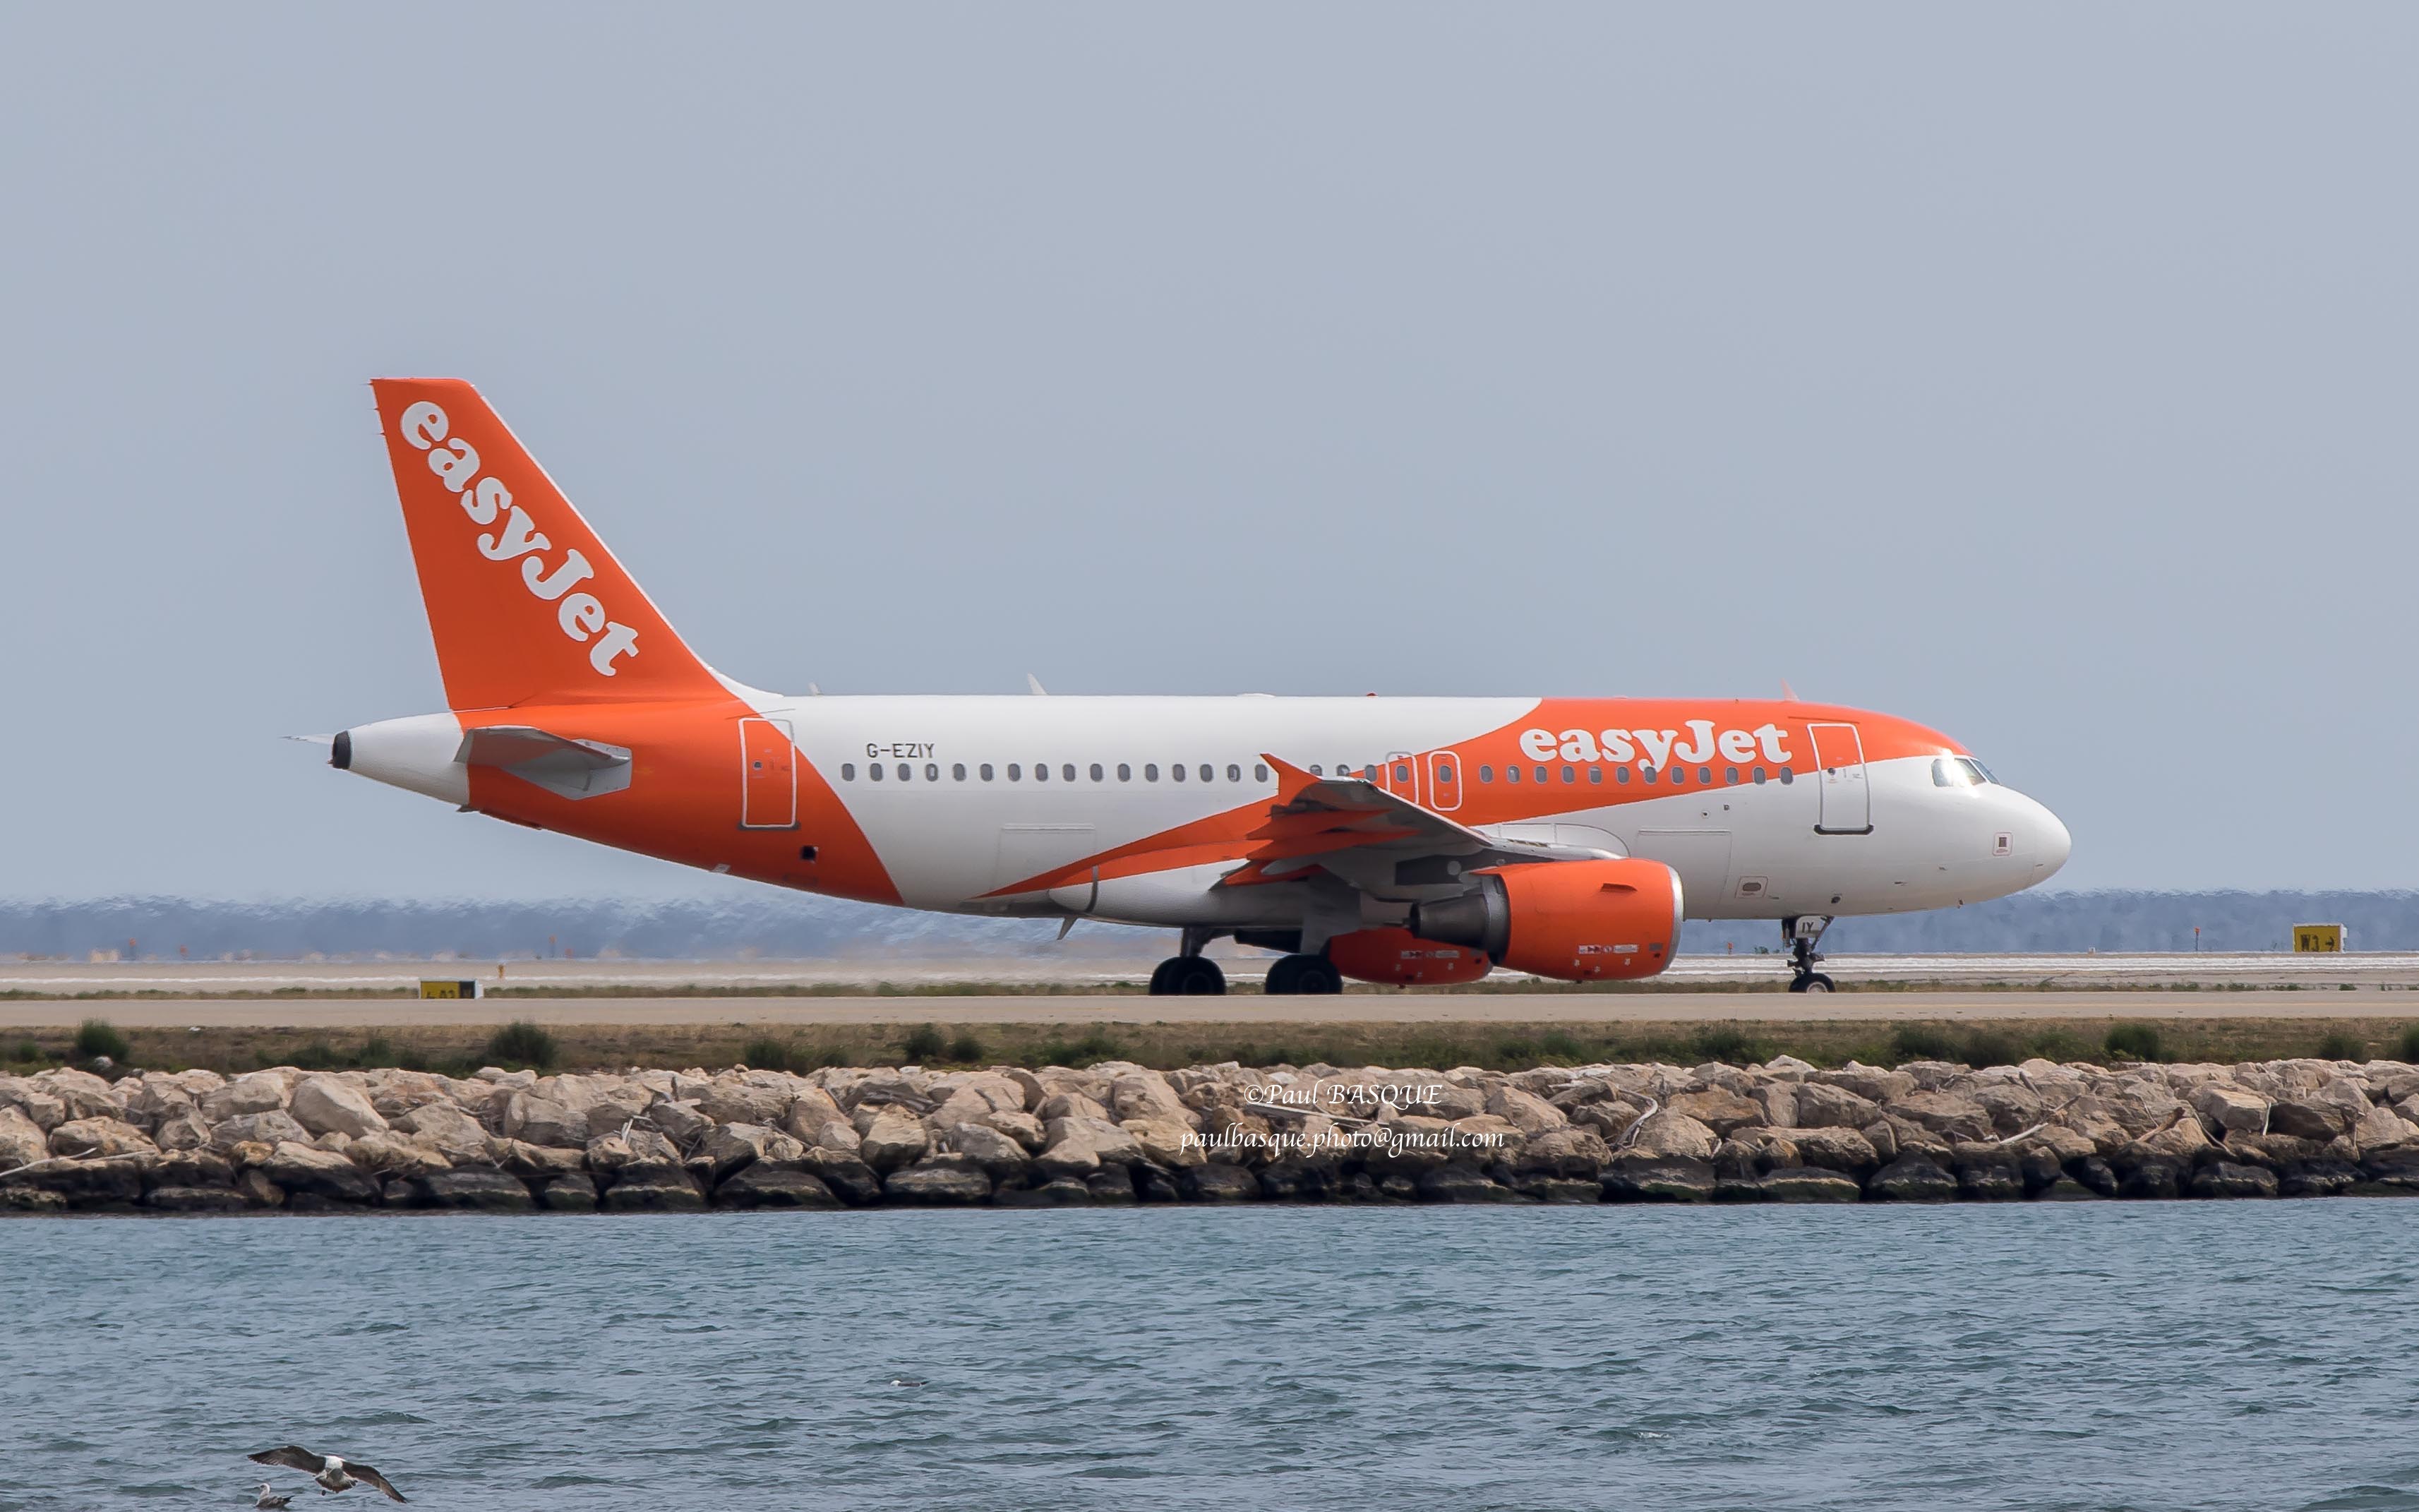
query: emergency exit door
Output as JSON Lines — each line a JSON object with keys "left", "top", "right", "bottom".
{"left": 1808, "top": 722, "right": 1872, "bottom": 835}
{"left": 739, "top": 718, "right": 796, "bottom": 829}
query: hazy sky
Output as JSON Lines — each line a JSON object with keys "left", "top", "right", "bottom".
{"left": 3, "top": 7, "right": 2413, "bottom": 900}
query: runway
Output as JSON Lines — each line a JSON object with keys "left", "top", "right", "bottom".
{"left": 5, "top": 988, "right": 2414, "bottom": 1031}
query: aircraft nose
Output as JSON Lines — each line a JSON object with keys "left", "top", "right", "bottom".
{"left": 2030, "top": 797, "right": 2071, "bottom": 880}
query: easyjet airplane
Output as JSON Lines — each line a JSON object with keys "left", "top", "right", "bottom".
{"left": 332, "top": 380, "right": 2071, "bottom": 995}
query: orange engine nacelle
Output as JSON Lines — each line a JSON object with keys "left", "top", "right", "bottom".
{"left": 1407, "top": 858, "right": 1682, "bottom": 982}
{"left": 1324, "top": 927, "right": 1494, "bottom": 987}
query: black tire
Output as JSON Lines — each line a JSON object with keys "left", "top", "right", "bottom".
{"left": 1263, "top": 955, "right": 1304, "bottom": 995}
{"left": 1147, "top": 958, "right": 1186, "bottom": 997}
{"left": 1787, "top": 975, "right": 1811, "bottom": 994}
{"left": 1296, "top": 956, "right": 1343, "bottom": 995}
{"left": 1173, "top": 957, "right": 1227, "bottom": 995}
{"left": 1806, "top": 973, "right": 1835, "bottom": 993}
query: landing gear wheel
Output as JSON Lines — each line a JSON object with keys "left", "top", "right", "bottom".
{"left": 1153, "top": 956, "right": 1225, "bottom": 995}
{"left": 1264, "top": 954, "right": 1340, "bottom": 995}
{"left": 1789, "top": 971, "right": 1835, "bottom": 994}
{"left": 1781, "top": 916, "right": 1835, "bottom": 997}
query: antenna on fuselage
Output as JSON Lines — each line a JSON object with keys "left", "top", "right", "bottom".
{"left": 1026, "top": 673, "right": 1049, "bottom": 696}
{"left": 1779, "top": 680, "right": 1800, "bottom": 701}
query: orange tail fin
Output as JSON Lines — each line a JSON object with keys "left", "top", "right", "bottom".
{"left": 369, "top": 378, "right": 726, "bottom": 710}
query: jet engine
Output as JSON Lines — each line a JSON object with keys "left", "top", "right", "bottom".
{"left": 1407, "top": 858, "right": 1682, "bottom": 982}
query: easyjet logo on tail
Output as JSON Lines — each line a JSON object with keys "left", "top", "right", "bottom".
{"left": 1520, "top": 721, "right": 1793, "bottom": 769}
{"left": 397, "top": 401, "right": 641, "bottom": 677}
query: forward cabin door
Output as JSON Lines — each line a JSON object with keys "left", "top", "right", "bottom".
{"left": 738, "top": 717, "right": 797, "bottom": 829}
{"left": 1808, "top": 721, "right": 1871, "bottom": 835}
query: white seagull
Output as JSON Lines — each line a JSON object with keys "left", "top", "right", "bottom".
{"left": 255, "top": 1485, "right": 294, "bottom": 1510}
{"left": 248, "top": 1447, "right": 407, "bottom": 1502}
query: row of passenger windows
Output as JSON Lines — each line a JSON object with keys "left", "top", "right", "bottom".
{"left": 840, "top": 760, "right": 1275, "bottom": 785}
{"left": 1475, "top": 763, "right": 1794, "bottom": 788}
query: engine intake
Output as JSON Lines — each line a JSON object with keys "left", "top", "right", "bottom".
{"left": 1409, "top": 858, "right": 1683, "bottom": 982}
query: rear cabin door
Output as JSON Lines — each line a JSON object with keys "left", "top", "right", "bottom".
{"left": 739, "top": 717, "right": 797, "bottom": 829}
{"left": 1808, "top": 721, "right": 1872, "bottom": 835}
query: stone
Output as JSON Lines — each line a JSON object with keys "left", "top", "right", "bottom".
{"left": 1035, "top": 1091, "right": 1112, "bottom": 1123}
{"left": 390, "top": 1101, "right": 491, "bottom": 1160}
{"left": 1483, "top": 1085, "right": 1567, "bottom": 1134}
{"left": 1623, "top": 1110, "right": 1717, "bottom": 1160}
{"left": 2268, "top": 1098, "right": 2355, "bottom": 1142}
{"left": 885, "top": 1156, "right": 994, "bottom": 1204}
{"left": 2190, "top": 1161, "right": 2279, "bottom": 1199}
{"left": 1789, "top": 1126, "right": 1880, "bottom": 1177}
{"left": 500, "top": 1093, "right": 589, "bottom": 1149}
{"left": 1953, "top": 1149, "right": 2025, "bottom": 1201}
{"left": 2353, "top": 1105, "right": 2419, "bottom": 1156}
{"left": 947, "top": 1122, "right": 1035, "bottom": 1177}
{"left": 536, "top": 1174, "right": 598, "bottom": 1211}
{"left": 211, "top": 1111, "right": 311, "bottom": 1150}
{"left": 646, "top": 1098, "right": 713, "bottom": 1148}
{"left": 781, "top": 1085, "right": 852, "bottom": 1144}
{"left": 1419, "top": 1164, "right": 1521, "bottom": 1203}
{"left": 344, "top": 1133, "right": 450, "bottom": 1179}
{"left": 2117, "top": 1156, "right": 2185, "bottom": 1200}
{"left": 491, "top": 1140, "right": 589, "bottom": 1177}
{"left": 1885, "top": 1091, "right": 1997, "bottom": 1144}
{"left": 1792, "top": 1082, "right": 1883, "bottom": 1129}
{"left": 2190, "top": 1084, "right": 2270, "bottom": 1136}
{"left": 584, "top": 1127, "right": 684, "bottom": 1176}
{"left": 1183, "top": 1164, "right": 1262, "bottom": 1202}
{"left": 1517, "top": 1126, "right": 1611, "bottom": 1178}
{"left": 152, "top": 1110, "right": 212, "bottom": 1152}
{"left": 1750, "top": 1081, "right": 1799, "bottom": 1128}
{"left": 1120, "top": 1116, "right": 1206, "bottom": 1169}
{"left": 146, "top": 1184, "right": 248, "bottom": 1213}
{"left": 0, "top": 1103, "right": 49, "bottom": 1175}
{"left": 601, "top": 1169, "right": 707, "bottom": 1211}
{"left": 803, "top": 1148, "right": 884, "bottom": 1205}
{"left": 1107, "top": 1071, "right": 1192, "bottom": 1125}
{"left": 2068, "top": 1156, "right": 2120, "bottom": 1196}
{"left": 1081, "top": 1168, "right": 1138, "bottom": 1203}
{"left": 0, "top": 1186, "right": 68, "bottom": 1213}
{"left": 419, "top": 1168, "right": 539, "bottom": 1211}
{"left": 2034, "top": 1178, "right": 2103, "bottom": 1201}
{"left": 1760, "top": 1167, "right": 1862, "bottom": 1204}
{"left": 857, "top": 1107, "right": 930, "bottom": 1171}
{"left": 996, "top": 1177, "right": 1094, "bottom": 1207}
{"left": 0, "top": 1082, "right": 66, "bottom": 1134}
{"left": 697, "top": 1080, "right": 790, "bottom": 1127}
{"left": 1866, "top": 1156, "right": 1958, "bottom": 1202}
{"left": 1969, "top": 1084, "right": 2050, "bottom": 1136}
{"left": 1518, "top": 1176, "right": 1604, "bottom": 1204}
{"left": 50, "top": 1115, "right": 158, "bottom": 1160}
{"left": 2279, "top": 1160, "right": 2362, "bottom": 1198}
{"left": 971, "top": 1108, "right": 1047, "bottom": 1153}
{"left": 1667, "top": 1088, "right": 1765, "bottom": 1136}
{"left": 695, "top": 1122, "right": 808, "bottom": 1183}
{"left": 1602, "top": 1154, "right": 1715, "bottom": 1203}
{"left": 262, "top": 1141, "right": 379, "bottom": 1204}
{"left": 717, "top": 1166, "right": 841, "bottom": 1208}
{"left": 1813, "top": 1064, "right": 1915, "bottom": 1103}
{"left": 6, "top": 1154, "right": 149, "bottom": 1206}
{"left": 199, "top": 1073, "right": 289, "bottom": 1123}
{"left": 289, "top": 1076, "right": 388, "bottom": 1139}
{"left": 234, "top": 1168, "right": 285, "bottom": 1208}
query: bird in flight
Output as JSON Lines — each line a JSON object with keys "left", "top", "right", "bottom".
{"left": 247, "top": 1447, "right": 407, "bottom": 1501}
{"left": 254, "top": 1484, "right": 294, "bottom": 1509}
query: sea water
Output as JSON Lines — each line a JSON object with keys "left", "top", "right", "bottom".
{"left": 1, "top": 1202, "right": 2414, "bottom": 1511}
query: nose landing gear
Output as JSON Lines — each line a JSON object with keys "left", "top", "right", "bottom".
{"left": 1783, "top": 915, "right": 1835, "bottom": 993}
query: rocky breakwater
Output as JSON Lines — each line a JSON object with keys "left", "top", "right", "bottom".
{"left": 6, "top": 1052, "right": 2419, "bottom": 1213}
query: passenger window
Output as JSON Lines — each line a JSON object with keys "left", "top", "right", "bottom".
{"left": 897, "top": 762, "right": 911, "bottom": 781}
{"left": 980, "top": 763, "right": 995, "bottom": 781}
{"left": 1533, "top": 766, "right": 1548, "bottom": 784}
{"left": 1561, "top": 764, "right": 1575, "bottom": 784}
{"left": 870, "top": 762, "right": 884, "bottom": 781}
{"left": 1616, "top": 767, "right": 1631, "bottom": 785}
{"left": 1779, "top": 767, "right": 1794, "bottom": 784}
{"left": 1642, "top": 767, "right": 1657, "bottom": 784}
{"left": 1309, "top": 764, "right": 1323, "bottom": 776}
{"left": 1007, "top": 763, "right": 1021, "bottom": 781}
{"left": 1200, "top": 764, "right": 1213, "bottom": 782}
{"left": 1724, "top": 766, "right": 1738, "bottom": 784}
{"left": 841, "top": 763, "right": 856, "bottom": 781}
{"left": 1117, "top": 763, "right": 1131, "bottom": 781}
{"left": 1064, "top": 764, "right": 1076, "bottom": 782}
{"left": 1479, "top": 764, "right": 1494, "bottom": 783}
{"left": 1090, "top": 763, "right": 1104, "bottom": 781}
{"left": 1506, "top": 765, "right": 1521, "bottom": 784}
{"left": 1587, "top": 767, "right": 1601, "bottom": 784}
{"left": 1437, "top": 763, "right": 1455, "bottom": 784}
{"left": 1173, "top": 763, "right": 1187, "bottom": 781}
{"left": 1394, "top": 762, "right": 1410, "bottom": 783}
{"left": 1670, "top": 767, "right": 1685, "bottom": 786}
{"left": 1225, "top": 764, "right": 1239, "bottom": 781}
{"left": 1254, "top": 763, "right": 1269, "bottom": 782}
{"left": 1699, "top": 767, "right": 1712, "bottom": 785}
{"left": 952, "top": 763, "right": 966, "bottom": 781}
{"left": 1752, "top": 767, "right": 1765, "bottom": 784}
{"left": 1144, "top": 763, "right": 1159, "bottom": 781}
{"left": 1035, "top": 763, "right": 1049, "bottom": 782}
{"left": 925, "top": 762, "right": 940, "bottom": 781}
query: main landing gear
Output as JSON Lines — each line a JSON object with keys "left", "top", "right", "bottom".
{"left": 1147, "top": 928, "right": 1227, "bottom": 996}
{"left": 1784, "top": 915, "right": 1835, "bottom": 994}
{"left": 1263, "top": 954, "right": 1343, "bottom": 996}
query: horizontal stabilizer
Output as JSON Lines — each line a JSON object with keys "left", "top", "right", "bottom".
{"left": 456, "top": 725, "right": 630, "bottom": 800}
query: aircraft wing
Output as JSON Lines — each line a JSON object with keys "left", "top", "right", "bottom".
{"left": 1219, "top": 752, "right": 1614, "bottom": 898}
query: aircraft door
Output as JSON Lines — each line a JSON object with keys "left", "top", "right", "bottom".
{"left": 1808, "top": 722, "right": 1871, "bottom": 835}
{"left": 1380, "top": 750, "right": 1421, "bottom": 806}
{"left": 1427, "top": 750, "right": 1463, "bottom": 812}
{"left": 739, "top": 717, "right": 797, "bottom": 829}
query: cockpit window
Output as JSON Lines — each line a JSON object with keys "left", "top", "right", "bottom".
{"left": 1933, "top": 757, "right": 1993, "bottom": 788}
